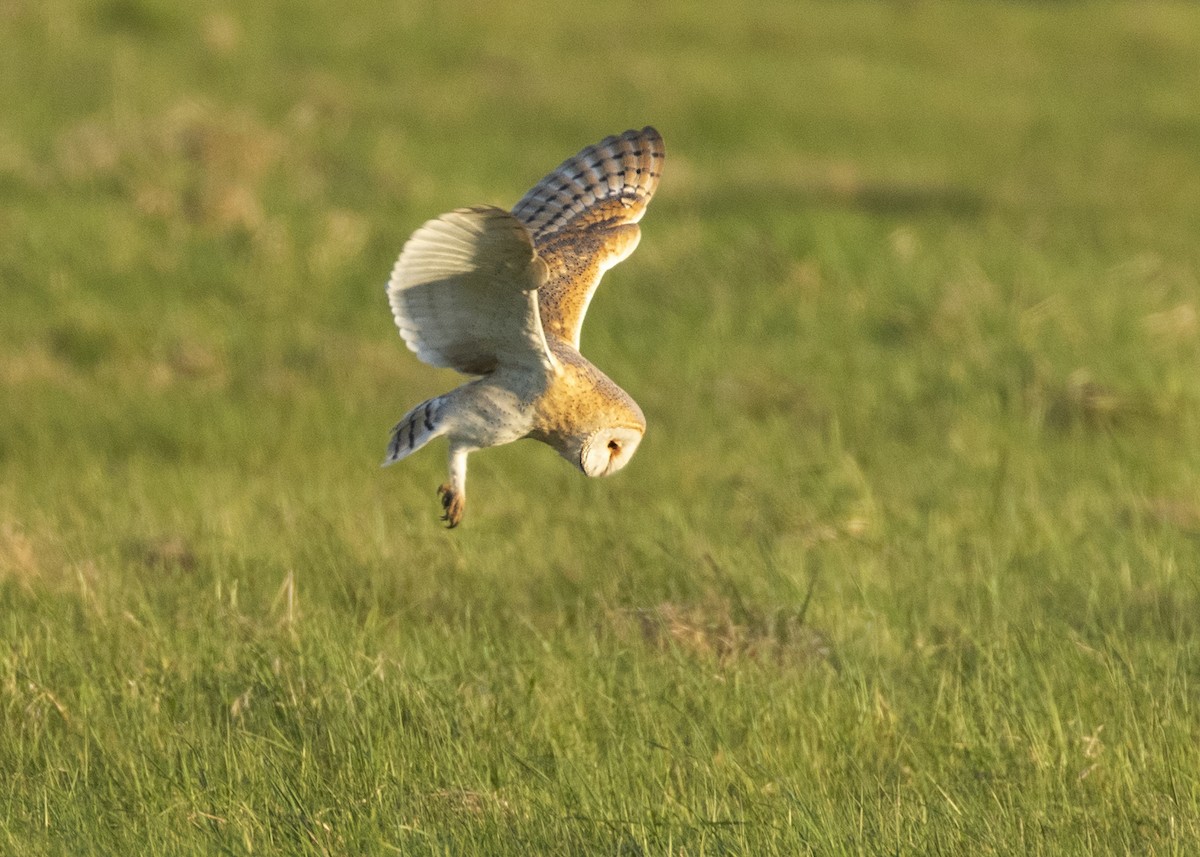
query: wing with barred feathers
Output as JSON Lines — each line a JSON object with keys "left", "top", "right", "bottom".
{"left": 510, "top": 127, "right": 664, "bottom": 348}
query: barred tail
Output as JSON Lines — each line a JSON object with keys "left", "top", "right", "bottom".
{"left": 382, "top": 396, "right": 447, "bottom": 466}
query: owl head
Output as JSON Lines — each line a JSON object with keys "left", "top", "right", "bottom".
{"left": 573, "top": 381, "right": 646, "bottom": 478}
{"left": 579, "top": 423, "right": 644, "bottom": 477}
{"left": 542, "top": 401, "right": 645, "bottom": 479}
{"left": 534, "top": 352, "right": 647, "bottom": 478}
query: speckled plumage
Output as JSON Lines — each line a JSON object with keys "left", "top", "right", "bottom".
{"left": 383, "top": 128, "right": 664, "bottom": 527}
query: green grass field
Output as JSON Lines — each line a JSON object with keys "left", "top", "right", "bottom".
{"left": 3, "top": 0, "right": 1200, "bottom": 853}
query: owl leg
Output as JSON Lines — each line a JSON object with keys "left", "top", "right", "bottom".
{"left": 437, "top": 443, "right": 470, "bottom": 528}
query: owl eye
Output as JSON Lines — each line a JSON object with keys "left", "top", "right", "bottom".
{"left": 607, "top": 439, "right": 621, "bottom": 454}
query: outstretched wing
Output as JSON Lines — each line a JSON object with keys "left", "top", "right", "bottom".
{"left": 387, "top": 206, "right": 555, "bottom": 376}
{"left": 510, "top": 127, "right": 664, "bottom": 349}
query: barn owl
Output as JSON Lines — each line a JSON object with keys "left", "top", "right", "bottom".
{"left": 382, "top": 127, "right": 665, "bottom": 527}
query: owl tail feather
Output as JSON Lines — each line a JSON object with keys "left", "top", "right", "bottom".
{"left": 382, "top": 396, "right": 447, "bottom": 466}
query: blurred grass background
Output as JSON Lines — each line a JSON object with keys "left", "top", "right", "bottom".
{"left": 2, "top": 0, "right": 1199, "bottom": 853}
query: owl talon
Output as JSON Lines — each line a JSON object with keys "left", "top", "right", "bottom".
{"left": 437, "top": 482, "right": 465, "bottom": 528}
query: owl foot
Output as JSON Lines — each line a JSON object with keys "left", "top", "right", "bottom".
{"left": 437, "top": 482, "right": 465, "bottom": 528}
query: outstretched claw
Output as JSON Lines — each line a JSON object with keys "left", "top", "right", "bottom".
{"left": 437, "top": 482, "right": 465, "bottom": 528}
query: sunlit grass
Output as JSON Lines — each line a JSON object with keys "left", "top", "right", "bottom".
{"left": 2, "top": 0, "right": 1199, "bottom": 853}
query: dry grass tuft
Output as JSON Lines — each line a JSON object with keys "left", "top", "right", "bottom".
{"left": 309, "top": 209, "right": 371, "bottom": 279}
{"left": 0, "top": 523, "right": 88, "bottom": 593}
{"left": 1139, "top": 497, "right": 1200, "bottom": 534}
{"left": 1142, "top": 303, "right": 1198, "bottom": 345}
{"left": 427, "top": 789, "right": 512, "bottom": 819}
{"left": 0, "top": 523, "right": 42, "bottom": 581}
{"left": 1030, "top": 368, "right": 1158, "bottom": 429}
{"left": 126, "top": 536, "right": 197, "bottom": 573}
{"left": 54, "top": 102, "right": 282, "bottom": 234}
{"left": 616, "top": 598, "right": 833, "bottom": 668}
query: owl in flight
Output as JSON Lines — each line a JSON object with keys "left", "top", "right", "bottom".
{"left": 383, "top": 127, "right": 665, "bottom": 527}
